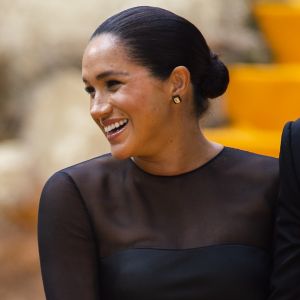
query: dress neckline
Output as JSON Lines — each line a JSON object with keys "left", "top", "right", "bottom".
{"left": 127, "top": 146, "right": 227, "bottom": 178}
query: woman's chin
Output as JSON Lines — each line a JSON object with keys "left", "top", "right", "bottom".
{"left": 110, "top": 145, "right": 132, "bottom": 160}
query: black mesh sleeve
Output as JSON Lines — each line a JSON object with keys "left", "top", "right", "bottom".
{"left": 38, "top": 171, "right": 100, "bottom": 300}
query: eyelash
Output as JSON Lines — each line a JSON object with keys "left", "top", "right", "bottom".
{"left": 84, "top": 80, "right": 121, "bottom": 96}
{"left": 85, "top": 86, "right": 95, "bottom": 95}
{"left": 106, "top": 80, "right": 121, "bottom": 89}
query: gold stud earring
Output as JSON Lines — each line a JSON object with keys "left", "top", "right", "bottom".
{"left": 172, "top": 95, "right": 182, "bottom": 104}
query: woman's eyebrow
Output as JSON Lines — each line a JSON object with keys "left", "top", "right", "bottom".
{"left": 82, "top": 71, "right": 129, "bottom": 83}
{"left": 96, "top": 70, "right": 129, "bottom": 80}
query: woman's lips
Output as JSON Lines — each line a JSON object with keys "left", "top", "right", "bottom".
{"left": 104, "top": 119, "right": 129, "bottom": 141}
{"left": 103, "top": 119, "right": 128, "bottom": 133}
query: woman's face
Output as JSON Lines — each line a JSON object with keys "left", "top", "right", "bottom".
{"left": 82, "top": 34, "right": 175, "bottom": 160}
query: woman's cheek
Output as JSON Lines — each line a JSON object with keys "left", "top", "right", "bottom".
{"left": 112, "top": 90, "right": 140, "bottom": 112}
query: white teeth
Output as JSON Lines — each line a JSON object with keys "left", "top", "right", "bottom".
{"left": 104, "top": 119, "right": 128, "bottom": 133}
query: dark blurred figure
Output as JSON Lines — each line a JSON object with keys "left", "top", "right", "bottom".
{"left": 271, "top": 118, "right": 300, "bottom": 299}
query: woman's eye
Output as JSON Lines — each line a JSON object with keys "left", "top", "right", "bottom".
{"left": 84, "top": 86, "right": 95, "bottom": 95}
{"left": 106, "top": 80, "right": 121, "bottom": 89}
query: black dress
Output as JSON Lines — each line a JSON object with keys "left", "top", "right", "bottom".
{"left": 38, "top": 147, "right": 279, "bottom": 300}
{"left": 270, "top": 119, "right": 300, "bottom": 300}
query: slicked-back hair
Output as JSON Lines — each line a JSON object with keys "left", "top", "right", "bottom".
{"left": 91, "top": 6, "right": 229, "bottom": 116}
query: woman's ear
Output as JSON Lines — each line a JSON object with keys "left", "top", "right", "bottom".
{"left": 169, "top": 66, "right": 191, "bottom": 96}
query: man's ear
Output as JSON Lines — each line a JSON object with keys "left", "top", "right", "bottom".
{"left": 169, "top": 66, "right": 191, "bottom": 96}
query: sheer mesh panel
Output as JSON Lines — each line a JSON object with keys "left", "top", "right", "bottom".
{"left": 38, "top": 147, "right": 279, "bottom": 299}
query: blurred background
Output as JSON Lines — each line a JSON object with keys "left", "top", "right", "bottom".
{"left": 0, "top": 0, "right": 299, "bottom": 299}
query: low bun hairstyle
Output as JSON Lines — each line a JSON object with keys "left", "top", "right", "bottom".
{"left": 91, "top": 6, "right": 229, "bottom": 116}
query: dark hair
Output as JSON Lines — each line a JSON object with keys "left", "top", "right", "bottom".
{"left": 91, "top": 6, "right": 229, "bottom": 116}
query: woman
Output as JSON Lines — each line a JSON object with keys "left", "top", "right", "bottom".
{"left": 38, "top": 6, "right": 279, "bottom": 300}
{"left": 270, "top": 119, "right": 300, "bottom": 300}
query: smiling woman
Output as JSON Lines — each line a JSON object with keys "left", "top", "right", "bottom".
{"left": 38, "top": 6, "right": 279, "bottom": 300}
{"left": 81, "top": 33, "right": 182, "bottom": 163}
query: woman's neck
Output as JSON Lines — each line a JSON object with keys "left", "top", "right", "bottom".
{"left": 131, "top": 128, "right": 224, "bottom": 176}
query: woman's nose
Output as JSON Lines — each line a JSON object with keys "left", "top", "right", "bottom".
{"left": 90, "top": 95, "right": 113, "bottom": 120}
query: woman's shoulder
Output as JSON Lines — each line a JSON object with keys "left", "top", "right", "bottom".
{"left": 220, "top": 147, "right": 279, "bottom": 212}
{"left": 221, "top": 148, "right": 279, "bottom": 195}
{"left": 45, "top": 153, "right": 127, "bottom": 188}
{"left": 223, "top": 147, "right": 278, "bottom": 172}
{"left": 61, "top": 152, "right": 122, "bottom": 174}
